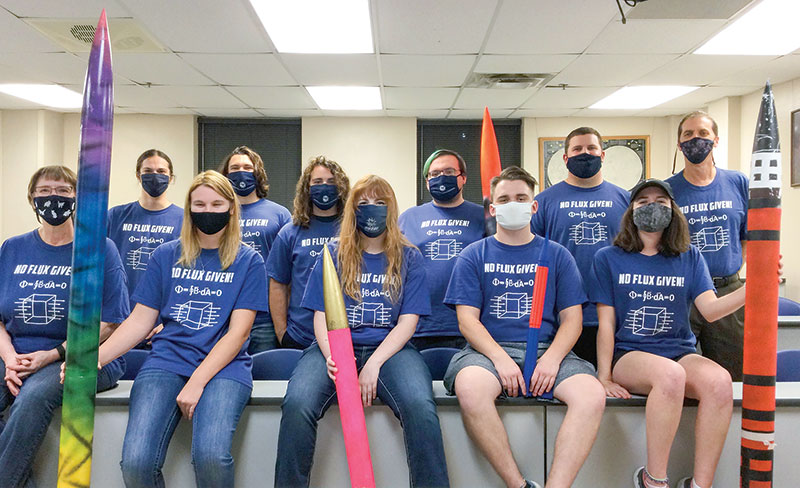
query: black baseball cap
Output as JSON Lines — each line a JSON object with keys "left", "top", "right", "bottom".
{"left": 629, "top": 178, "right": 675, "bottom": 203}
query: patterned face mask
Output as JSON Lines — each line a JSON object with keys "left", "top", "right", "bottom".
{"left": 633, "top": 202, "right": 673, "bottom": 233}
{"left": 34, "top": 195, "right": 75, "bottom": 226}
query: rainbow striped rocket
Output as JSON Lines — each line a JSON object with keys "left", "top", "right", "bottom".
{"left": 57, "top": 10, "right": 114, "bottom": 488}
{"left": 741, "top": 81, "right": 781, "bottom": 488}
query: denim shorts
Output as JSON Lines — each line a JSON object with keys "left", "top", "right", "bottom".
{"left": 443, "top": 341, "right": 596, "bottom": 395}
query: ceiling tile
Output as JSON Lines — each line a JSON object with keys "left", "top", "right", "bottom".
{"left": 448, "top": 108, "right": 513, "bottom": 119}
{"left": 587, "top": 20, "right": 727, "bottom": 54}
{"left": 513, "top": 108, "right": 580, "bottom": 118}
{"left": 256, "top": 109, "right": 321, "bottom": 117}
{"left": 387, "top": 109, "right": 450, "bottom": 118}
{"left": 319, "top": 109, "right": 387, "bottom": 117}
{"left": 0, "top": 52, "right": 88, "bottom": 84}
{"left": 116, "top": 85, "right": 245, "bottom": 108}
{"left": 0, "top": 6, "right": 64, "bottom": 52}
{"left": 549, "top": 54, "right": 679, "bottom": 87}
{"left": 114, "top": 53, "right": 214, "bottom": 85}
{"left": 474, "top": 55, "right": 577, "bottom": 74}
{"left": 226, "top": 86, "right": 316, "bottom": 109}
{"left": 279, "top": 54, "right": 379, "bottom": 86}
{"left": 377, "top": 0, "right": 498, "bottom": 54}
{"left": 0, "top": 91, "right": 47, "bottom": 109}
{"left": 635, "top": 107, "right": 700, "bottom": 117}
{"left": 633, "top": 54, "right": 776, "bottom": 86}
{"left": 454, "top": 87, "right": 536, "bottom": 109}
{"left": 713, "top": 55, "right": 800, "bottom": 86}
{"left": 118, "top": 0, "right": 273, "bottom": 53}
{"left": 118, "top": 107, "right": 199, "bottom": 115}
{"left": 1, "top": 0, "right": 128, "bottom": 17}
{"left": 384, "top": 87, "right": 458, "bottom": 109}
{"left": 522, "top": 87, "right": 617, "bottom": 109}
{"left": 485, "top": 0, "right": 618, "bottom": 54}
{"left": 572, "top": 108, "right": 643, "bottom": 117}
{"left": 179, "top": 53, "right": 296, "bottom": 86}
{"left": 381, "top": 55, "right": 475, "bottom": 86}
{"left": 655, "top": 86, "right": 760, "bottom": 109}
{"left": 193, "top": 108, "right": 263, "bottom": 117}
{"left": 625, "top": 0, "right": 753, "bottom": 20}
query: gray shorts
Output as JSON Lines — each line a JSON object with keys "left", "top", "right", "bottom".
{"left": 443, "top": 342, "right": 596, "bottom": 396}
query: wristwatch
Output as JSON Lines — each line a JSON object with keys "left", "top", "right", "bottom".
{"left": 55, "top": 344, "right": 66, "bottom": 361}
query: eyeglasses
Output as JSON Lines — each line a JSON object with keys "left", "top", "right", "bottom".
{"left": 34, "top": 185, "right": 74, "bottom": 197}
{"left": 427, "top": 168, "right": 462, "bottom": 179}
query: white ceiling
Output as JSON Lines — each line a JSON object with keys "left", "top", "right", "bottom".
{"left": 0, "top": 0, "right": 797, "bottom": 118}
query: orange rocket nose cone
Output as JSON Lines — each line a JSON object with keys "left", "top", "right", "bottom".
{"left": 322, "top": 244, "right": 349, "bottom": 331}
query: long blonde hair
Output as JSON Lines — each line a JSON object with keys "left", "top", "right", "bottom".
{"left": 178, "top": 171, "right": 242, "bottom": 270}
{"left": 338, "top": 175, "right": 411, "bottom": 302}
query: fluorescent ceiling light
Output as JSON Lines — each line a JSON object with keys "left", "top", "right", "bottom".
{"left": 0, "top": 84, "right": 82, "bottom": 109}
{"left": 695, "top": 0, "right": 800, "bottom": 55}
{"left": 250, "top": 0, "right": 373, "bottom": 53}
{"left": 590, "top": 86, "right": 698, "bottom": 110}
{"left": 307, "top": 86, "right": 382, "bottom": 110}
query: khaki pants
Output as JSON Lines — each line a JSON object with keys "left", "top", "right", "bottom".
{"left": 690, "top": 276, "right": 744, "bottom": 381}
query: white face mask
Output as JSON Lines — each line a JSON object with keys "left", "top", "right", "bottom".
{"left": 492, "top": 201, "right": 532, "bottom": 231}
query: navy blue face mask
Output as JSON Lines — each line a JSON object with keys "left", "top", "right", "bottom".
{"left": 566, "top": 153, "right": 603, "bottom": 179}
{"left": 140, "top": 173, "right": 170, "bottom": 197}
{"left": 679, "top": 137, "right": 715, "bottom": 164}
{"left": 356, "top": 204, "right": 388, "bottom": 238}
{"left": 227, "top": 171, "right": 257, "bottom": 196}
{"left": 427, "top": 175, "right": 461, "bottom": 202}
{"left": 310, "top": 184, "right": 339, "bottom": 210}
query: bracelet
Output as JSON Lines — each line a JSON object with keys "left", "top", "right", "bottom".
{"left": 55, "top": 344, "right": 66, "bottom": 361}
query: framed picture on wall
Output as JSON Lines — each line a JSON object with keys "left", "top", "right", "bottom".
{"left": 792, "top": 108, "right": 800, "bottom": 187}
{"left": 538, "top": 135, "right": 650, "bottom": 191}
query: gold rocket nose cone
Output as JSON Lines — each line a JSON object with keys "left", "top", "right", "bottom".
{"left": 322, "top": 244, "right": 349, "bottom": 331}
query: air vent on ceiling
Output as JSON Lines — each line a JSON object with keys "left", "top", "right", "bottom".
{"left": 466, "top": 72, "right": 555, "bottom": 90}
{"left": 25, "top": 18, "right": 165, "bottom": 53}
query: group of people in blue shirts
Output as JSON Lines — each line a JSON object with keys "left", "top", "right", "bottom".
{"left": 0, "top": 110, "right": 771, "bottom": 488}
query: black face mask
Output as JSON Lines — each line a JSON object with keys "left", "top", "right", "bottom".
{"left": 190, "top": 211, "right": 230, "bottom": 235}
{"left": 34, "top": 195, "right": 75, "bottom": 226}
{"left": 566, "top": 153, "right": 602, "bottom": 179}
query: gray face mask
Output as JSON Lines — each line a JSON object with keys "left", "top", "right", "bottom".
{"left": 633, "top": 202, "right": 672, "bottom": 233}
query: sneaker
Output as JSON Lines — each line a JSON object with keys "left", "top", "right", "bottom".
{"left": 634, "top": 467, "right": 647, "bottom": 488}
{"left": 675, "top": 478, "right": 692, "bottom": 488}
{"left": 634, "top": 466, "right": 669, "bottom": 488}
{"left": 523, "top": 480, "right": 542, "bottom": 488}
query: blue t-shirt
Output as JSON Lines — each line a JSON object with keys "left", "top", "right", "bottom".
{"left": 266, "top": 215, "right": 340, "bottom": 347}
{"left": 588, "top": 245, "right": 714, "bottom": 358}
{"left": 239, "top": 198, "right": 292, "bottom": 322}
{"left": 532, "top": 180, "right": 629, "bottom": 327}
{"left": 398, "top": 200, "right": 485, "bottom": 337}
{"left": 107, "top": 201, "right": 183, "bottom": 310}
{"left": 132, "top": 240, "right": 268, "bottom": 387}
{"left": 444, "top": 236, "right": 586, "bottom": 343}
{"left": 665, "top": 168, "right": 748, "bottom": 278}
{"left": 0, "top": 231, "right": 130, "bottom": 354}
{"left": 301, "top": 246, "right": 431, "bottom": 346}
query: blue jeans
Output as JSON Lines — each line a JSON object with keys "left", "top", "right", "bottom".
{"left": 120, "top": 368, "right": 251, "bottom": 488}
{"left": 275, "top": 344, "right": 449, "bottom": 487}
{"left": 248, "top": 318, "right": 279, "bottom": 354}
{"left": 0, "top": 356, "right": 124, "bottom": 488}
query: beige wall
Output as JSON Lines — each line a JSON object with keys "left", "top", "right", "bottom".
{"left": 62, "top": 113, "right": 197, "bottom": 210}
{"left": 301, "top": 117, "right": 418, "bottom": 212}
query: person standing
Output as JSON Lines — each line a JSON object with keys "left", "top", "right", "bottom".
{"left": 665, "top": 112, "right": 748, "bottom": 381}
{"left": 532, "top": 128, "right": 629, "bottom": 366}
{"left": 399, "top": 149, "right": 484, "bottom": 350}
